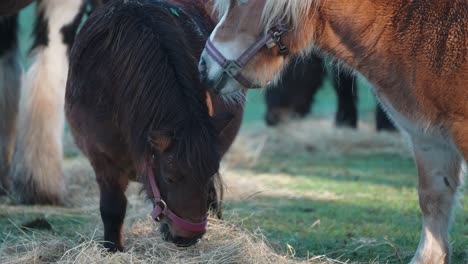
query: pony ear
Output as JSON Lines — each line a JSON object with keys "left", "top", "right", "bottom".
{"left": 212, "top": 112, "right": 234, "bottom": 135}
{"left": 148, "top": 131, "right": 173, "bottom": 153}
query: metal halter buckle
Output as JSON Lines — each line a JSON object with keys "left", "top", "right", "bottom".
{"left": 154, "top": 199, "right": 167, "bottom": 221}
{"left": 224, "top": 60, "right": 243, "bottom": 78}
{"left": 272, "top": 29, "right": 289, "bottom": 55}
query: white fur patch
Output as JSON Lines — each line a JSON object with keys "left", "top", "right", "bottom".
{"left": 380, "top": 98, "right": 464, "bottom": 264}
{"left": 10, "top": 0, "right": 84, "bottom": 203}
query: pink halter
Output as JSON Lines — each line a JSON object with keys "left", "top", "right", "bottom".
{"left": 147, "top": 165, "right": 208, "bottom": 233}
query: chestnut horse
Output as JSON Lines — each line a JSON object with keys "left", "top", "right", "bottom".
{"left": 265, "top": 54, "right": 395, "bottom": 131}
{"left": 199, "top": 1, "right": 467, "bottom": 263}
{"left": 66, "top": 0, "right": 243, "bottom": 251}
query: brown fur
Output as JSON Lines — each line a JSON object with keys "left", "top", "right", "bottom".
{"left": 66, "top": 0, "right": 243, "bottom": 251}
{"left": 203, "top": 0, "right": 467, "bottom": 263}
{"left": 212, "top": 0, "right": 468, "bottom": 158}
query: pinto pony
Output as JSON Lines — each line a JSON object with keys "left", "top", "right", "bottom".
{"left": 199, "top": 0, "right": 467, "bottom": 263}
{"left": 66, "top": 0, "right": 243, "bottom": 251}
{"left": 0, "top": 0, "right": 91, "bottom": 204}
{"left": 265, "top": 54, "right": 395, "bottom": 131}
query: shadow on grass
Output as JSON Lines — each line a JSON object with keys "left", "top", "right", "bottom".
{"left": 0, "top": 209, "right": 98, "bottom": 243}
{"left": 224, "top": 194, "right": 467, "bottom": 263}
{"left": 243, "top": 152, "right": 418, "bottom": 190}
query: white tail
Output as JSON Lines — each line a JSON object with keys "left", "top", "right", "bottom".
{"left": 10, "top": 0, "right": 85, "bottom": 204}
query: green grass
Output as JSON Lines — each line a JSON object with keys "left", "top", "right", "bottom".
{"left": 4, "top": 7, "right": 467, "bottom": 263}
{"left": 0, "top": 209, "right": 98, "bottom": 246}
{"left": 223, "top": 153, "right": 467, "bottom": 263}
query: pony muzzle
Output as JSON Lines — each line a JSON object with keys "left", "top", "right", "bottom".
{"left": 202, "top": 23, "right": 289, "bottom": 92}
{"left": 147, "top": 164, "right": 207, "bottom": 243}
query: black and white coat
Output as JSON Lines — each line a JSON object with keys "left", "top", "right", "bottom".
{"left": 0, "top": 0, "right": 105, "bottom": 204}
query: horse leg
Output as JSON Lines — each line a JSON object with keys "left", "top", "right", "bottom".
{"left": 92, "top": 154, "right": 129, "bottom": 252}
{"left": 333, "top": 70, "right": 357, "bottom": 128}
{"left": 10, "top": 0, "right": 86, "bottom": 204}
{"left": 264, "top": 55, "right": 323, "bottom": 126}
{"left": 409, "top": 133, "right": 464, "bottom": 264}
{"left": 375, "top": 104, "right": 396, "bottom": 132}
{"left": 290, "top": 55, "right": 324, "bottom": 118}
{"left": 0, "top": 15, "right": 21, "bottom": 195}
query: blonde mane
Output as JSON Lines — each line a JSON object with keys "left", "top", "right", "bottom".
{"left": 261, "top": 0, "right": 315, "bottom": 31}
{"left": 214, "top": 0, "right": 315, "bottom": 31}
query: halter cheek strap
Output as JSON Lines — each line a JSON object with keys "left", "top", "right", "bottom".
{"left": 205, "top": 24, "right": 289, "bottom": 90}
{"left": 147, "top": 164, "right": 208, "bottom": 233}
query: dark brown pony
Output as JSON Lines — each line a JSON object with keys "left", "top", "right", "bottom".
{"left": 199, "top": 1, "right": 467, "bottom": 263}
{"left": 66, "top": 0, "right": 243, "bottom": 251}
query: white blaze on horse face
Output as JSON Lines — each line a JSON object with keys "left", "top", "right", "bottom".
{"left": 202, "top": 12, "right": 245, "bottom": 95}
{"left": 201, "top": 0, "right": 266, "bottom": 97}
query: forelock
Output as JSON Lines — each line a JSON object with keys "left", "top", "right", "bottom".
{"left": 261, "top": 0, "right": 315, "bottom": 31}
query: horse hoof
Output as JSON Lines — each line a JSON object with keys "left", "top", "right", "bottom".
{"left": 11, "top": 172, "right": 65, "bottom": 205}
{"left": 103, "top": 242, "right": 124, "bottom": 253}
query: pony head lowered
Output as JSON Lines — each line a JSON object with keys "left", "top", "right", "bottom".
{"left": 67, "top": 0, "right": 232, "bottom": 248}
{"left": 199, "top": 0, "right": 314, "bottom": 96}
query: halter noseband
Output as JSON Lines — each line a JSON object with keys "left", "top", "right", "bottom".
{"left": 147, "top": 163, "right": 208, "bottom": 233}
{"left": 205, "top": 24, "right": 289, "bottom": 91}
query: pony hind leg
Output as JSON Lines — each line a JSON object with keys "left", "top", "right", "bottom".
{"left": 410, "top": 133, "right": 464, "bottom": 264}
{"left": 0, "top": 15, "right": 21, "bottom": 195}
{"left": 10, "top": 0, "right": 87, "bottom": 204}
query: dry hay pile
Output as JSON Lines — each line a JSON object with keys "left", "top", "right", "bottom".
{"left": 0, "top": 118, "right": 400, "bottom": 264}
{"left": 0, "top": 159, "right": 341, "bottom": 264}
{"left": 1, "top": 217, "right": 328, "bottom": 264}
{"left": 224, "top": 118, "right": 409, "bottom": 167}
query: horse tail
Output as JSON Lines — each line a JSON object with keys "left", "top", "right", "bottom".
{"left": 10, "top": 0, "right": 87, "bottom": 205}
